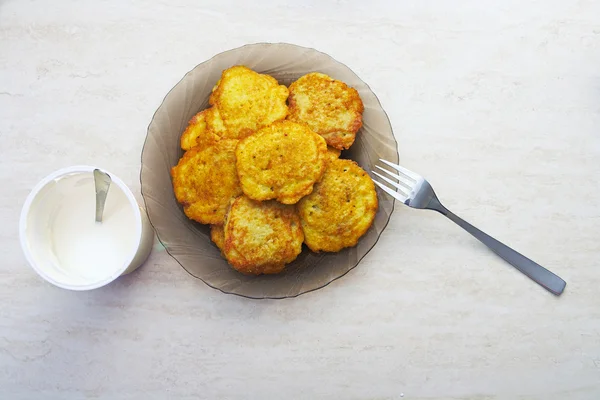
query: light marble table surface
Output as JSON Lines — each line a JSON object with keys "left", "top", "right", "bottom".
{"left": 2, "top": 1, "right": 600, "bottom": 399}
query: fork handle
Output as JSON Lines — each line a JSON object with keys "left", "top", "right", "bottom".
{"left": 439, "top": 207, "right": 566, "bottom": 295}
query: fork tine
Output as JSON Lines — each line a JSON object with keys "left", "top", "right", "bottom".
{"left": 372, "top": 179, "right": 407, "bottom": 202}
{"left": 372, "top": 171, "right": 411, "bottom": 197}
{"left": 379, "top": 159, "right": 420, "bottom": 181}
{"left": 375, "top": 165, "right": 413, "bottom": 189}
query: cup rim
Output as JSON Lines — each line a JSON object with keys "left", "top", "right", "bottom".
{"left": 19, "top": 165, "right": 143, "bottom": 290}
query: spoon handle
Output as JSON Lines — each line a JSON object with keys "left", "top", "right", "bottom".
{"left": 93, "top": 169, "right": 112, "bottom": 223}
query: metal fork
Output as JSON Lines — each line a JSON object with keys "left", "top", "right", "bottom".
{"left": 372, "top": 159, "right": 566, "bottom": 296}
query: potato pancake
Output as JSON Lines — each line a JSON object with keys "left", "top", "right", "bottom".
{"left": 288, "top": 72, "right": 364, "bottom": 150}
{"left": 209, "top": 66, "right": 289, "bottom": 139}
{"left": 236, "top": 121, "right": 327, "bottom": 204}
{"left": 171, "top": 139, "right": 242, "bottom": 224}
{"left": 210, "top": 224, "right": 225, "bottom": 251}
{"left": 180, "top": 108, "right": 222, "bottom": 151}
{"left": 298, "top": 159, "right": 378, "bottom": 252}
{"left": 223, "top": 195, "right": 303, "bottom": 275}
{"left": 324, "top": 146, "right": 342, "bottom": 163}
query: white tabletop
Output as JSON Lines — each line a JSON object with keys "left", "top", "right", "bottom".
{"left": 2, "top": 1, "right": 600, "bottom": 399}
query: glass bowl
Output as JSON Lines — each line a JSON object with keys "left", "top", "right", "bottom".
{"left": 141, "top": 43, "right": 398, "bottom": 299}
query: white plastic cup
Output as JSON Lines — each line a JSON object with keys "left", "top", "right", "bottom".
{"left": 19, "top": 166, "right": 154, "bottom": 290}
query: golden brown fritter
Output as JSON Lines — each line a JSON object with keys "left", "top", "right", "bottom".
{"left": 235, "top": 121, "right": 327, "bottom": 204}
{"left": 223, "top": 195, "right": 303, "bottom": 275}
{"left": 171, "top": 139, "right": 242, "bottom": 224}
{"left": 209, "top": 66, "right": 289, "bottom": 139}
{"left": 210, "top": 224, "right": 225, "bottom": 251}
{"left": 204, "top": 106, "right": 228, "bottom": 136}
{"left": 298, "top": 159, "right": 378, "bottom": 252}
{"left": 288, "top": 72, "right": 364, "bottom": 150}
{"left": 180, "top": 108, "right": 222, "bottom": 151}
{"left": 324, "top": 146, "right": 342, "bottom": 163}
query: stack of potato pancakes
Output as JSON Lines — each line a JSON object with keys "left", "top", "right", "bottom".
{"left": 172, "top": 66, "right": 378, "bottom": 275}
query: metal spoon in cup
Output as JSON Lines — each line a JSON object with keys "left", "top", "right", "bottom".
{"left": 93, "top": 169, "right": 111, "bottom": 223}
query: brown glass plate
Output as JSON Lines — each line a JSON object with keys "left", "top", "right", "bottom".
{"left": 141, "top": 43, "right": 399, "bottom": 299}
